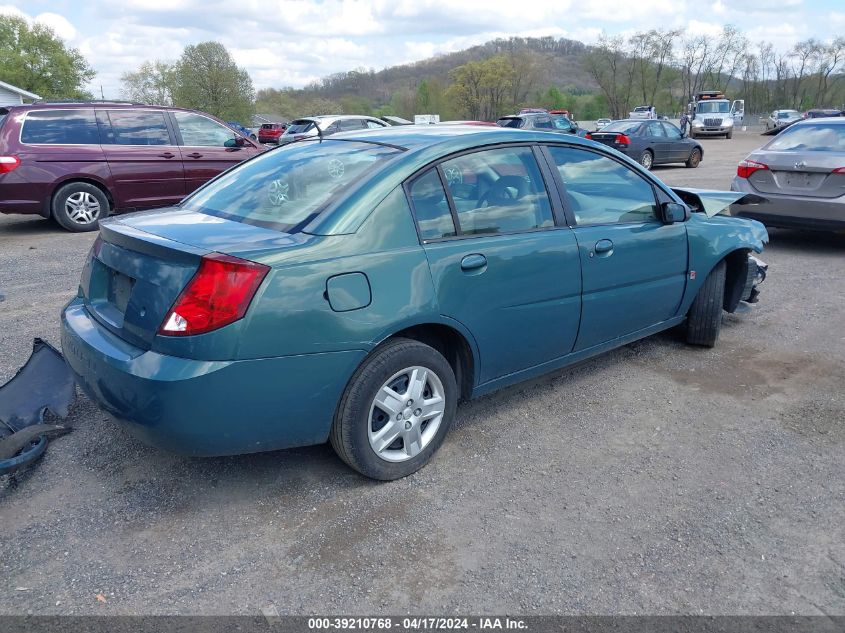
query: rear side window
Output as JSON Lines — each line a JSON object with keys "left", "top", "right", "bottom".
{"left": 339, "top": 119, "right": 366, "bottom": 131}
{"left": 287, "top": 120, "right": 315, "bottom": 134}
{"left": 106, "top": 110, "right": 171, "bottom": 145}
{"left": 21, "top": 110, "right": 99, "bottom": 144}
{"left": 497, "top": 118, "right": 523, "bottom": 128}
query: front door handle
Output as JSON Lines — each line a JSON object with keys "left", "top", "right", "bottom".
{"left": 158, "top": 152, "right": 175, "bottom": 159}
{"left": 460, "top": 253, "right": 487, "bottom": 272}
{"left": 186, "top": 152, "right": 203, "bottom": 159}
{"left": 593, "top": 239, "right": 614, "bottom": 257}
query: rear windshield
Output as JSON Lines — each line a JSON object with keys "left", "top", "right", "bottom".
{"left": 21, "top": 109, "right": 100, "bottom": 144}
{"left": 286, "top": 120, "right": 316, "bottom": 134}
{"left": 766, "top": 123, "right": 845, "bottom": 152}
{"left": 497, "top": 118, "right": 523, "bottom": 128}
{"left": 181, "top": 140, "right": 402, "bottom": 232}
{"left": 600, "top": 121, "right": 642, "bottom": 134}
{"left": 777, "top": 111, "right": 799, "bottom": 119}
{"left": 261, "top": 124, "right": 280, "bottom": 129}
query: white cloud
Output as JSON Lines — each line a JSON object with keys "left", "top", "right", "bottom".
{"left": 33, "top": 12, "right": 77, "bottom": 41}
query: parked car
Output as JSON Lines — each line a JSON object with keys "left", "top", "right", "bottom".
{"left": 0, "top": 102, "right": 263, "bottom": 231}
{"left": 496, "top": 113, "right": 587, "bottom": 136}
{"left": 804, "top": 108, "right": 845, "bottom": 119}
{"left": 279, "top": 115, "right": 389, "bottom": 143}
{"left": 227, "top": 121, "right": 257, "bottom": 140}
{"left": 587, "top": 119, "right": 703, "bottom": 170}
{"left": 518, "top": 107, "right": 548, "bottom": 114}
{"left": 595, "top": 118, "right": 612, "bottom": 130}
{"left": 257, "top": 123, "right": 286, "bottom": 144}
{"left": 731, "top": 117, "right": 845, "bottom": 231}
{"left": 61, "top": 125, "right": 768, "bottom": 480}
{"left": 629, "top": 106, "right": 652, "bottom": 119}
{"left": 764, "top": 109, "right": 802, "bottom": 131}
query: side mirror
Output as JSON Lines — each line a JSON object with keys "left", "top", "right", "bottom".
{"left": 660, "top": 202, "right": 687, "bottom": 224}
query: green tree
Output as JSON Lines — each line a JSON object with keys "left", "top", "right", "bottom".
{"left": 447, "top": 56, "right": 515, "bottom": 120}
{"left": 171, "top": 42, "right": 254, "bottom": 121}
{"left": 120, "top": 60, "right": 175, "bottom": 105}
{"left": 0, "top": 15, "right": 94, "bottom": 99}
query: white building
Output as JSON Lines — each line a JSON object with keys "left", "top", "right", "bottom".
{"left": 0, "top": 80, "right": 41, "bottom": 107}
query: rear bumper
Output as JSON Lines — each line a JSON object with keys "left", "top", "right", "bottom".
{"left": 730, "top": 178, "right": 845, "bottom": 231}
{"left": 61, "top": 298, "right": 366, "bottom": 456}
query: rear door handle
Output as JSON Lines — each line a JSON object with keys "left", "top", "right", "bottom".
{"left": 460, "top": 253, "right": 487, "bottom": 272}
{"left": 158, "top": 152, "right": 175, "bottom": 159}
{"left": 186, "top": 152, "right": 203, "bottom": 159}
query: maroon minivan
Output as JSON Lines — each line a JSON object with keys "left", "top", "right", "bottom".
{"left": 0, "top": 102, "right": 264, "bottom": 231}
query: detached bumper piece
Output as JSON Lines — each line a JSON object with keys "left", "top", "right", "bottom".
{"left": 724, "top": 254, "right": 768, "bottom": 315}
{"left": 744, "top": 255, "right": 767, "bottom": 304}
{"left": 0, "top": 339, "right": 75, "bottom": 476}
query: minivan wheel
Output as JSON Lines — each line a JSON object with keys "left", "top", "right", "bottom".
{"left": 639, "top": 150, "right": 654, "bottom": 170}
{"left": 330, "top": 337, "right": 457, "bottom": 480}
{"left": 52, "top": 182, "right": 109, "bottom": 232}
{"left": 686, "top": 260, "right": 726, "bottom": 348}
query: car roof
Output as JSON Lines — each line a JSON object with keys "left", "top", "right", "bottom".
{"left": 791, "top": 116, "right": 845, "bottom": 125}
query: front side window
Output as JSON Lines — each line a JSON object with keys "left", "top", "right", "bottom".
{"left": 106, "top": 110, "right": 171, "bottom": 145}
{"left": 182, "top": 139, "right": 401, "bottom": 233}
{"left": 174, "top": 112, "right": 236, "bottom": 147}
{"left": 766, "top": 123, "right": 845, "bottom": 152}
{"left": 546, "top": 146, "right": 658, "bottom": 225}
{"left": 439, "top": 146, "right": 554, "bottom": 236}
{"left": 408, "top": 169, "right": 455, "bottom": 241}
{"left": 21, "top": 110, "right": 99, "bottom": 145}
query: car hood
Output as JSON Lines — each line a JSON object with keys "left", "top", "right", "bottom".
{"left": 671, "top": 188, "right": 768, "bottom": 218}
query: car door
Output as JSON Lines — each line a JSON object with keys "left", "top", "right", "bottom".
{"left": 98, "top": 109, "right": 185, "bottom": 210}
{"left": 407, "top": 145, "right": 582, "bottom": 383}
{"left": 645, "top": 121, "right": 670, "bottom": 163}
{"left": 172, "top": 111, "right": 259, "bottom": 194}
{"left": 542, "top": 144, "right": 688, "bottom": 351}
{"left": 661, "top": 121, "right": 691, "bottom": 162}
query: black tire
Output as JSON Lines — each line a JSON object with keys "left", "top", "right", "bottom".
{"left": 51, "top": 182, "right": 109, "bottom": 232}
{"left": 686, "top": 260, "right": 726, "bottom": 347}
{"left": 685, "top": 148, "right": 702, "bottom": 168}
{"left": 639, "top": 149, "right": 654, "bottom": 170}
{"left": 330, "top": 337, "right": 457, "bottom": 480}
{"left": 726, "top": 130, "right": 733, "bottom": 139}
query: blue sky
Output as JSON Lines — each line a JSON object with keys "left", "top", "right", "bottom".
{"left": 2, "top": 0, "right": 843, "bottom": 97}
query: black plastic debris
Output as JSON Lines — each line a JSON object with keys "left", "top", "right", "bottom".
{"left": 0, "top": 339, "right": 76, "bottom": 475}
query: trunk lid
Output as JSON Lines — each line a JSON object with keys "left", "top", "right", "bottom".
{"left": 589, "top": 132, "right": 629, "bottom": 150}
{"left": 81, "top": 208, "right": 306, "bottom": 350}
{"left": 747, "top": 150, "right": 845, "bottom": 198}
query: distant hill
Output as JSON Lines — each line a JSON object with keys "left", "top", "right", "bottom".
{"left": 304, "top": 36, "right": 599, "bottom": 102}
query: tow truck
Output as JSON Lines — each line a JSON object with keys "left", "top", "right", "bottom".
{"left": 688, "top": 91, "right": 744, "bottom": 139}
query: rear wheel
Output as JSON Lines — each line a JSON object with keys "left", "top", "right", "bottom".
{"left": 685, "top": 148, "right": 701, "bottom": 168}
{"left": 51, "top": 182, "right": 109, "bottom": 232}
{"left": 686, "top": 260, "right": 726, "bottom": 347}
{"left": 639, "top": 149, "right": 654, "bottom": 170}
{"left": 330, "top": 338, "right": 457, "bottom": 480}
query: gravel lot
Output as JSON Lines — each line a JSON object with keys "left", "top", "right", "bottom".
{"left": 1, "top": 130, "right": 843, "bottom": 616}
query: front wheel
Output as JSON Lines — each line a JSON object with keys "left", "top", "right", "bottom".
{"left": 686, "top": 260, "right": 726, "bottom": 347}
{"left": 639, "top": 150, "right": 654, "bottom": 170}
{"left": 685, "top": 148, "right": 701, "bottom": 168}
{"left": 51, "top": 182, "right": 109, "bottom": 232}
{"left": 330, "top": 338, "right": 457, "bottom": 480}
{"left": 726, "top": 130, "right": 733, "bottom": 139}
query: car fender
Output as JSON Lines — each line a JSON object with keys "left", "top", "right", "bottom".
{"left": 679, "top": 213, "right": 768, "bottom": 314}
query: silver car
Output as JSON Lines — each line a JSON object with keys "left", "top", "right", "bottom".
{"left": 764, "top": 109, "right": 802, "bottom": 131}
{"left": 279, "top": 115, "right": 388, "bottom": 143}
{"left": 731, "top": 118, "right": 845, "bottom": 231}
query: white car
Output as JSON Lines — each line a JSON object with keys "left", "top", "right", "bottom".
{"left": 764, "top": 109, "right": 802, "bottom": 131}
{"left": 595, "top": 118, "right": 612, "bottom": 130}
{"left": 628, "top": 106, "right": 652, "bottom": 119}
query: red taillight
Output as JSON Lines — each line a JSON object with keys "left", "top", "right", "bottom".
{"left": 159, "top": 253, "right": 269, "bottom": 337}
{"left": 737, "top": 159, "right": 769, "bottom": 179}
{"left": 0, "top": 156, "right": 20, "bottom": 174}
{"left": 832, "top": 167, "right": 845, "bottom": 174}
{"left": 615, "top": 134, "right": 631, "bottom": 146}
{"left": 585, "top": 132, "right": 593, "bottom": 140}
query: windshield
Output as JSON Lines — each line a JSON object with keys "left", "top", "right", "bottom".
{"left": 601, "top": 121, "right": 641, "bottom": 134}
{"left": 766, "top": 123, "right": 845, "bottom": 152}
{"left": 182, "top": 140, "right": 402, "bottom": 232}
{"left": 497, "top": 118, "right": 523, "bottom": 128}
{"left": 777, "top": 111, "right": 799, "bottom": 119}
{"left": 697, "top": 101, "right": 731, "bottom": 114}
{"left": 285, "top": 120, "right": 316, "bottom": 134}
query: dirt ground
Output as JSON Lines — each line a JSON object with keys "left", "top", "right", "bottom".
{"left": 0, "top": 130, "right": 843, "bottom": 616}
